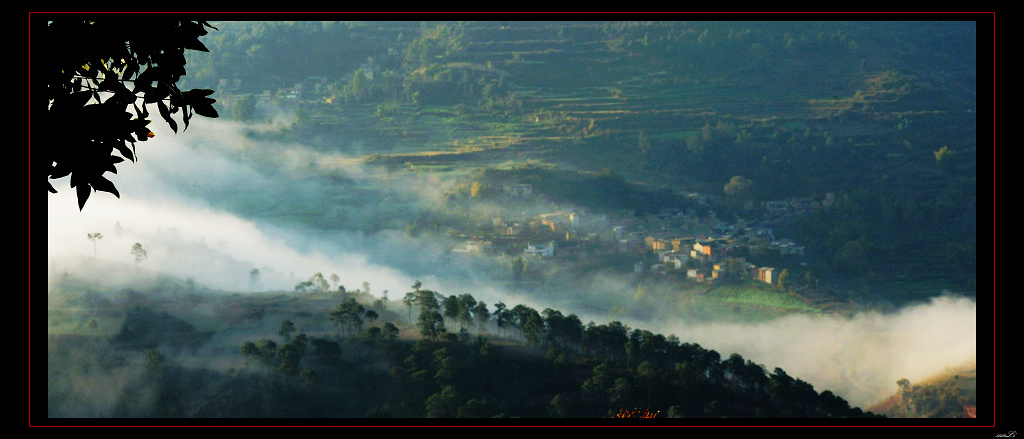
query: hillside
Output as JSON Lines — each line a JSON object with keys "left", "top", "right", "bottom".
{"left": 866, "top": 361, "right": 977, "bottom": 419}
{"left": 178, "top": 19, "right": 978, "bottom": 302}
{"left": 46, "top": 263, "right": 884, "bottom": 421}
{"left": 42, "top": 16, "right": 981, "bottom": 424}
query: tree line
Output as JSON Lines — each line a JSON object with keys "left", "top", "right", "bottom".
{"left": 51, "top": 272, "right": 883, "bottom": 419}
{"left": 212, "top": 279, "right": 881, "bottom": 419}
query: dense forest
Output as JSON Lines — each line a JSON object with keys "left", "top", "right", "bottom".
{"left": 47, "top": 271, "right": 881, "bottom": 421}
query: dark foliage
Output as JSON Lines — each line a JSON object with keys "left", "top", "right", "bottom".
{"left": 38, "top": 17, "right": 219, "bottom": 209}
{"left": 210, "top": 291, "right": 881, "bottom": 419}
{"left": 110, "top": 305, "right": 212, "bottom": 352}
{"left": 50, "top": 283, "right": 887, "bottom": 420}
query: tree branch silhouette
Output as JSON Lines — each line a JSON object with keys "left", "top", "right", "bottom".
{"left": 38, "top": 17, "right": 220, "bottom": 210}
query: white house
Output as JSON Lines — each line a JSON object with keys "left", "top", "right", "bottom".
{"left": 524, "top": 241, "right": 555, "bottom": 259}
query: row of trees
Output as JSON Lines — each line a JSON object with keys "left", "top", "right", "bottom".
{"left": 221, "top": 279, "right": 877, "bottom": 419}
{"left": 49, "top": 272, "right": 880, "bottom": 418}
{"left": 394, "top": 280, "right": 582, "bottom": 348}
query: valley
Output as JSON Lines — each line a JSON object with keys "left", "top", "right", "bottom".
{"left": 42, "top": 17, "right": 982, "bottom": 423}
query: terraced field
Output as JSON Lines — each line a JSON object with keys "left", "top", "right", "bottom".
{"left": 196, "top": 20, "right": 976, "bottom": 301}
{"left": 291, "top": 22, "right": 951, "bottom": 183}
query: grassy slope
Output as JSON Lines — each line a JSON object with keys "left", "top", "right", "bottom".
{"left": 704, "top": 283, "right": 820, "bottom": 314}
{"left": 866, "top": 361, "right": 977, "bottom": 418}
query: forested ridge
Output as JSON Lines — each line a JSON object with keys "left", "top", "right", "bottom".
{"left": 47, "top": 273, "right": 881, "bottom": 421}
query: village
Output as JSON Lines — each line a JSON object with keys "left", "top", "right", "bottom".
{"left": 448, "top": 182, "right": 834, "bottom": 289}
{"left": 206, "top": 76, "right": 827, "bottom": 293}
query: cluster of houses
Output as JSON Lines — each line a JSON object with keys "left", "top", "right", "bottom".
{"left": 450, "top": 183, "right": 821, "bottom": 286}
{"left": 637, "top": 234, "right": 789, "bottom": 284}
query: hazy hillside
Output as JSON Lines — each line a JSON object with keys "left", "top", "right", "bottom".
{"left": 42, "top": 16, "right": 981, "bottom": 425}
{"left": 176, "top": 19, "right": 977, "bottom": 300}
{"left": 867, "top": 361, "right": 977, "bottom": 418}
{"left": 46, "top": 261, "right": 888, "bottom": 420}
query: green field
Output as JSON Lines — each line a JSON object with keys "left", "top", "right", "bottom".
{"left": 703, "top": 283, "right": 821, "bottom": 314}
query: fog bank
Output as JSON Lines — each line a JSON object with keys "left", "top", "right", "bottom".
{"left": 651, "top": 293, "right": 976, "bottom": 408}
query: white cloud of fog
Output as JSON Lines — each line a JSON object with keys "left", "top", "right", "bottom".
{"left": 651, "top": 293, "right": 977, "bottom": 409}
{"left": 47, "top": 191, "right": 434, "bottom": 296}
{"left": 46, "top": 118, "right": 422, "bottom": 295}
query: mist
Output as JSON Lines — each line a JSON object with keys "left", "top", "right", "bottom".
{"left": 47, "top": 116, "right": 975, "bottom": 411}
{"left": 648, "top": 293, "right": 976, "bottom": 408}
